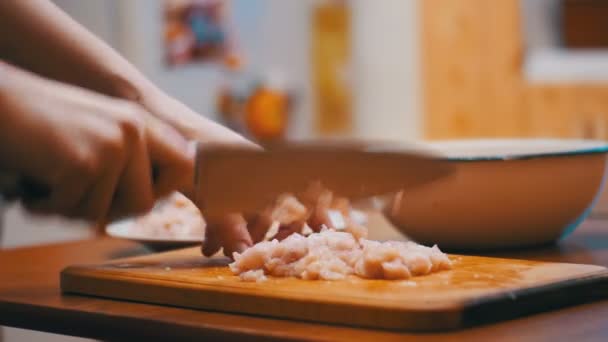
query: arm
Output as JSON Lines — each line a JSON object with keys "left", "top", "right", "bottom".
{"left": 0, "top": 0, "right": 150, "bottom": 100}
{"left": 0, "top": 0, "right": 252, "bottom": 145}
{"left": 0, "top": 1, "right": 256, "bottom": 255}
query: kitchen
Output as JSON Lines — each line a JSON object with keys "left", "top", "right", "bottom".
{"left": 1, "top": 0, "right": 608, "bottom": 341}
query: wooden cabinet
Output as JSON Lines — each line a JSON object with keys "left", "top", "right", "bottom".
{"left": 422, "top": 0, "right": 608, "bottom": 140}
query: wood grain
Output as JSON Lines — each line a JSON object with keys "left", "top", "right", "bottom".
{"left": 421, "top": 0, "right": 608, "bottom": 139}
{"left": 422, "top": 0, "right": 525, "bottom": 138}
{"left": 526, "top": 85, "right": 608, "bottom": 139}
{"left": 422, "top": 0, "right": 486, "bottom": 138}
{"left": 61, "top": 248, "right": 608, "bottom": 331}
{"left": 311, "top": 2, "right": 352, "bottom": 135}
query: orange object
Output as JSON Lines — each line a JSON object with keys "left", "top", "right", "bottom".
{"left": 245, "top": 87, "right": 289, "bottom": 141}
{"left": 223, "top": 54, "right": 243, "bottom": 71}
{"left": 216, "top": 87, "right": 233, "bottom": 120}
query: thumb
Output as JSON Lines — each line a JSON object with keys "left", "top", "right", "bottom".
{"left": 143, "top": 112, "right": 195, "bottom": 199}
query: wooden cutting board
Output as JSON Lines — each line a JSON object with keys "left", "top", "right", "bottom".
{"left": 60, "top": 247, "right": 608, "bottom": 331}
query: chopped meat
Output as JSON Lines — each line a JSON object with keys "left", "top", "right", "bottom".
{"left": 231, "top": 229, "right": 361, "bottom": 280}
{"left": 228, "top": 185, "right": 452, "bottom": 282}
{"left": 268, "top": 194, "right": 308, "bottom": 224}
{"left": 230, "top": 229, "right": 452, "bottom": 281}
{"left": 239, "top": 269, "right": 267, "bottom": 282}
{"left": 355, "top": 240, "right": 451, "bottom": 279}
{"left": 131, "top": 192, "right": 205, "bottom": 240}
{"left": 257, "top": 185, "right": 369, "bottom": 242}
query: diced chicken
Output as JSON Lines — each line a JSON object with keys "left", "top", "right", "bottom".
{"left": 239, "top": 270, "right": 267, "bottom": 282}
{"left": 230, "top": 230, "right": 451, "bottom": 281}
{"left": 130, "top": 192, "right": 205, "bottom": 240}
{"left": 268, "top": 194, "right": 308, "bottom": 224}
{"left": 229, "top": 185, "right": 452, "bottom": 282}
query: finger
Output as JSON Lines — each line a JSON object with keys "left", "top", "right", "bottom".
{"left": 298, "top": 185, "right": 333, "bottom": 231}
{"left": 71, "top": 155, "right": 125, "bottom": 223}
{"left": 24, "top": 174, "right": 90, "bottom": 217}
{"left": 382, "top": 191, "right": 404, "bottom": 226}
{"left": 307, "top": 204, "right": 332, "bottom": 232}
{"left": 22, "top": 159, "right": 100, "bottom": 216}
{"left": 202, "top": 218, "right": 222, "bottom": 257}
{"left": 143, "top": 113, "right": 194, "bottom": 199}
{"left": 218, "top": 213, "right": 252, "bottom": 257}
{"left": 108, "top": 131, "right": 155, "bottom": 220}
{"left": 246, "top": 212, "right": 273, "bottom": 243}
{"left": 273, "top": 222, "right": 303, "bottom": 241}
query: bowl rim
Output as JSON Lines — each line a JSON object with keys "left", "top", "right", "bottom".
{"left": 106, "top": 219, "right": 203, "bottom": 243}
{"left": 427, "top": 138, "right": 608, "bottom": 162}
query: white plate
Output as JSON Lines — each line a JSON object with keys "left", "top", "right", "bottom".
{"left": 106, "top": 219, "right": 202, "bottom": 252}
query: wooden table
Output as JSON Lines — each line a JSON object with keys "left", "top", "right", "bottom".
{"left": 2, "top": 221, "right": 608, "bottom": 341}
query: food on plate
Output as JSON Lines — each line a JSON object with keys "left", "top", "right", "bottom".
{"left": 230, "top": 185, "right": 451, "bottom": 281}
{"left": 129, "top": 192, "right": 205, "bottom": 240}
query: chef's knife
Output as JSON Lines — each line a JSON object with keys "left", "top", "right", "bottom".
{"left": 193, "top": 141, "right": 454, "bottom": 217}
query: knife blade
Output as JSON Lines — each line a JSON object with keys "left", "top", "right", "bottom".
{"left": 193, "top": 141, "right": 453, "bottom": 217}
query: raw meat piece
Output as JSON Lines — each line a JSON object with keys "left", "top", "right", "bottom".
{"left": 130, "top": 192, "right": 205, "bottom": 240}
{"left": 228, "top": 186, "right": 452, "bottom": 282}
{"left": 230, "top": 229, "right": 451, "bottom": 281}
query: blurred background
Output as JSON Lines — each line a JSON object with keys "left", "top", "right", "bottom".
{"left": 1, "top": 0, "right": 608, "bottom": 340}
{"left": 4, "top": 0, "right": 608, "bottom": 245}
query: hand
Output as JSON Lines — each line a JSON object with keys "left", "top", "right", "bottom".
{"left": 133, "top": 86, "right": 264, "bottom": 257}
{"left": 0, "top": 63, "right": 193, "bottom": 222}
{"left": 0, "top": 0, "right": 257, "bottom": 244}
{"left": 200, "top": 185, "right": 368, "bottom": 258}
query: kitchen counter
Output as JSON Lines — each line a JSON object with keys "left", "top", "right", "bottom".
{"left": 1, "top": 220, "right": 608, "bottom": 341}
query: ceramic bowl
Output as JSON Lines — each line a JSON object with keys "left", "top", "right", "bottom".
{"left": 385, "top": 139, "right": 608, "bottom": 250}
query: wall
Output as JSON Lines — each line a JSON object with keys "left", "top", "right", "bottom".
{"left": 51, "top": 0, "right": 422, "bottom": 142}
{"left": 422, "top": 0, "right": 608, "bottom": 139}
{"left": 52, "top": 0, "right": 118, "bottom": 44}
{"left": 114, "top": 0, "right": 315, "bottom": 138}
{"left": 352, "top": 0, "right": 421, "bottom": 142}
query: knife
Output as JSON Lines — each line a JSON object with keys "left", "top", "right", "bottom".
{"left": 193, "top": 141, "right": 454, "bottom": 217}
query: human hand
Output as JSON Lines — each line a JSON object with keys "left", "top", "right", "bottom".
{"left": 201, "top": 184, "right": 368, "bottom": 258}
{"left": 0, "top": 63, "right": 193, "bottom": 222}
{"left": 134, "top": 86, "right": 266, "bottom": 256}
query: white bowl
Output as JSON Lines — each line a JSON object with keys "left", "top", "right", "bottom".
{"left": 385, "top": 139, "right": 608, "bottom": 250}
